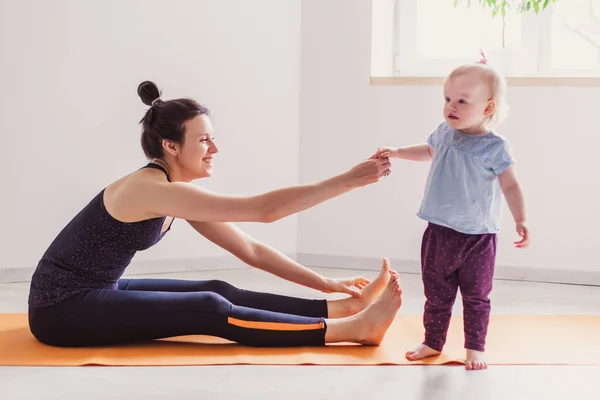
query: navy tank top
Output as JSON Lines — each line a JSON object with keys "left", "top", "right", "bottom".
{"left": 28, "top": 163, "right": 174, "bottom": 308}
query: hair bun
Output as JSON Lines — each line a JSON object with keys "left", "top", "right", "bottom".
{"left": 137, "top": 81, "right": 162, "bottom": 106}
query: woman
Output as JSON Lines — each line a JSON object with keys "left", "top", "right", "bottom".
{"left": 27, "top": 81, "right": 403, "bottom": 348}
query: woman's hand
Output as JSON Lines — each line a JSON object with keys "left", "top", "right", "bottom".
{"left": 373, "top": 147, "right": 399, "bottom": 159}
{"left": 345, "top": 155, "right": 392, "bottom": 188}
{"left": 323, "top": 276, "right": 371, "bottom": 298}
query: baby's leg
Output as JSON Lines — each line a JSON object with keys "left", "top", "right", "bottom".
{"left": 406, "top": 224, "right": 460, "bottom": 361}
{"left": 458, "top": 233, "right": 497, "bottom": 370}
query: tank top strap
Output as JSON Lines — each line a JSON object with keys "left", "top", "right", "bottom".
{"left": 141, "top": 162, "right": 171, "bottom": 182}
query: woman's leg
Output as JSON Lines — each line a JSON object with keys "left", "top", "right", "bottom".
{"left": 29, "top": 289, "right": 327, "bottom": 347}
{"left": 118, "top": 278, "right": 328, "bottom": 318}
{"left": 323, "top": 274, "right": 403, "bottom": 345}
{"left": 117, "top": 258, "right": 393, "bottom": 319}
{"left": 28, "top": 273, "right": 403, "bottom": 348}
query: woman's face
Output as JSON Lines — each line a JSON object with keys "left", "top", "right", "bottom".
{"left": 177, "top": 114, "right": 219, "bottom": 180}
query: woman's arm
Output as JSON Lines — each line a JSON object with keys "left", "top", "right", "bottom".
{"left": 187, "top": 220, "right": 261, "bottom": 265}
{"left": 188, "top": 220, "right": 352, "bottom": 293}
{"left": 136, "top": 156, "right": 391, "bottom": 223}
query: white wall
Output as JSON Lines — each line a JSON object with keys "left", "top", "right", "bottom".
{"left": 0, "top": 0, "right": 301, "bottom": 270}
{"left": 299, "top": 0, "right": 600, "bottom": 273}
{"left": 3, "top": 0, "right": 598, "bottom": 278}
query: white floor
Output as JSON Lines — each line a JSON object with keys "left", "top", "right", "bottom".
{"left": 1, "top": 265, "right": 600, "bottom": 400}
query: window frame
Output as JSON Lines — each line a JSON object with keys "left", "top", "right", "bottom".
{"left": 370, "top": 0, "right": 600, "bottom": 86}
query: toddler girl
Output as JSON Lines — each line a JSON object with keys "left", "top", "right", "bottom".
{"left": 376, "top": 59, "right": 529, "bottom": 370}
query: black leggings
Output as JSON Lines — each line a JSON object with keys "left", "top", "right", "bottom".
{"left": 28, "top": 278, "right": 328, "bottom": 347}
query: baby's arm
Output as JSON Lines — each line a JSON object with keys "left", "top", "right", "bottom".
{"left": 375, "top": 144, "right": 433, "bottom": 161}
{"left": 498, "top": 166, "right": 529, "bottom": 248}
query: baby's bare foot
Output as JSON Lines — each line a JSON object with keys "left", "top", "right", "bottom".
{"left": 405, "top": 344, "right": 441, "bottom": 361}
{"left": 465, "top": 349, "right": 487, "bottom": 370}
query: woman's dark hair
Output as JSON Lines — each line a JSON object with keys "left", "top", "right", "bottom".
{"left": 137, "top": 81, "right": 210, "bottom": 159}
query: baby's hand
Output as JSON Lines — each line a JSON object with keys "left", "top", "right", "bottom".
{"left": 514, "top": 221, "right": 530, "bottom": 249}
{"left": 374, "top": 147, "right": 397, "bottom": 159}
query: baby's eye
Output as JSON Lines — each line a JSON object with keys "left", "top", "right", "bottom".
{"left": 445, "top": 97, "right": 450, "bottom": 102}
{"left": 458, "top": 99, "right": 467, "bottom": 104}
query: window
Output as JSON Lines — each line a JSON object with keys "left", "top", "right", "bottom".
{"left": 549, "top": 0, "right": 600, "bottom": 75}
{"left": 371, "top": 0, "right": 600, "bottom": 79}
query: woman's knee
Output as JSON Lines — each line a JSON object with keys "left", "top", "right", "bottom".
{"left": 204, "top": 280, "right": 240, "bottom": 297}
{"left": 117, "top": 279, "right": 132, "bottom": 290}
{"left": 188, "top": 290, "right": 234, "bottom": 315}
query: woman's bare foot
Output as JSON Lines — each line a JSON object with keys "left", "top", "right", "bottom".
{"left": 328, "top": 258, "right": 393, "bottom": 318}
{"left": 353, "top": 272, "right": 403, "bottom": 345}
{"left": 405, "top": 344, "right": 441, "bottom": 361}
{"left": 465, "top": 349, "right": 487, "bottom": 370}
{"left": 324, "top": 272, "right": 402, "bottom": 345}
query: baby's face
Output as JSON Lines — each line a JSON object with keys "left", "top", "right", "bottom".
{"left": 443, "top": 73, "right": 493, "bottom": 134}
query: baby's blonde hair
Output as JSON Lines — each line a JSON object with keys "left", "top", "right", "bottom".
{"left": 444, "top": 62, "right": 509, "bottom": 130}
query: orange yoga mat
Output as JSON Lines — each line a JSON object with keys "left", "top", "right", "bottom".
{"left": 1, "top": 313, "right": 599, "bottom": 366}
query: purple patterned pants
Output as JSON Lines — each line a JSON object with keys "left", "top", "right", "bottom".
{"left": 420, "top": 223, "right": 497, "bottom": 352}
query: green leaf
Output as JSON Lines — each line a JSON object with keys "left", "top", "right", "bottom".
{"left": 519, "top": 1, "right": 527, "bottom": 13}
{"left": 453, "top": 0, "right": 558, "bottom": 18}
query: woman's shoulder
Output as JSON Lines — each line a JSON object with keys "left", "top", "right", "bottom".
{"left": 103, "top": 165, "right": 171, "bottom": 223}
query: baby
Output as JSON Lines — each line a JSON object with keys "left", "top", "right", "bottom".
{"left": 376, "top": 59, "right": 529, "bottom": 370}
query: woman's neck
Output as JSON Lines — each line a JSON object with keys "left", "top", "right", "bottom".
{"left": 150, "top": 158, "right": 193, "bottom": 183}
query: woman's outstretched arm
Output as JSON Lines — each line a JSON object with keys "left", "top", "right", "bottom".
{"left": 137, "top": 155, "right": 391, "bottom": 223}
{"left": 188, "top": 220, "right": 368, "bottom": 297}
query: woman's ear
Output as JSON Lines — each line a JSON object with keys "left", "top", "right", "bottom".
{"left": 162, "top": 139, "right": 179, "bottom": 156}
